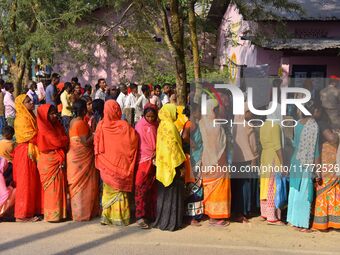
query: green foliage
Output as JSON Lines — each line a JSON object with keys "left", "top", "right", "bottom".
{"left": 0, "top": 0, "right": 101, "bottom": 70}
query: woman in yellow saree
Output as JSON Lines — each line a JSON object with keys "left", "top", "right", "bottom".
{"left": 67, "top": 99, "right": 99, "bottom": 221}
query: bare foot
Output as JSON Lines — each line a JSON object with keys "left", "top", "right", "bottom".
{"left": 267, "top": 221, "right": 285, "bottom": 226}
{"left": 190, "top": 219, "right": 202, "bottom": 227}
{"left": 16, "top": 216, "right": 41, "bottom": 222}
{"left": 209, "top": 219, "right": 230, "bottom": 227}
{"left": 299, "top": 228, "right": 313, "bottom": 233}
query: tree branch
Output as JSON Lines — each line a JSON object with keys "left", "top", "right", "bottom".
{"left": 97, "top": 2, "right": 135, "bottom": 41}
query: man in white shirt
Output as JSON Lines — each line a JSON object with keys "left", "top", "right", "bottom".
{"left": 3, "top": 82, "right": 15, "bottom": 127}
{"left": 94, "top": 78, "right": 107, "bottom": 101}
{"left": 36, "top": 81, "right": 46, "bottom": 104}
{"left": 160, "top": 83, "right": 171, "bottom": 105}
{"left": 134, "top": 84, "right": 150, "bottom": 122}
{"left": 125, "top": 83, "right": 139, "bottom": 108}
{"left": 116, "top": 84, "right": 128, "bottom": 110}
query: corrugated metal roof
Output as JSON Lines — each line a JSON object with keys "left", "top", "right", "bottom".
{"left": 253, "top": 38, "right": 340, "bottom": 50}
{"left": 207, "top": 0, "right": 340, "bottom": 24}
{"left": 259, "top": 0, "right": 340, "bottom": 20}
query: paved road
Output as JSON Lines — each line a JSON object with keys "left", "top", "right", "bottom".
{"left": 0, "top": 217, "right": 339, "bottom": 255}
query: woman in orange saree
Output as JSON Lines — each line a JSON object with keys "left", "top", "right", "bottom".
{"left": 67, "top": 99, "right": 99, "bottom": 221}
{"left": 37, "top": 104, "right": 69, "bottom": 222}
{"left": 94, "top": 100, "right": 138, "bottom": 226}
{"left": 13, "top": 95, "right": 42, "bottom": 221}
{"left": 199, "top": 99, "right": 231, "bottom": 226}
{"left": 312, "top": 118, "right": 340, "bottom": 231}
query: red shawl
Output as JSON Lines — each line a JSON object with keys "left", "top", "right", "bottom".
{"left": 37, "top": 104, "right": 69, "bottom": 153}
{"left": 94, "top": 100, "right": 138, "bottom": 192}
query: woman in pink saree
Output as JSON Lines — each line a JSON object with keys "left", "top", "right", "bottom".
{"left": 0, "top": 157, "right": 15, "bottom": 218}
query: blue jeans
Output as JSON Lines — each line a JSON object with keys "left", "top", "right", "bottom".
{"left": 62, "top": 116, "right": 72, "bottom": 134}
{"left": 0, "top": 116, "right": 6, "bottom": 137}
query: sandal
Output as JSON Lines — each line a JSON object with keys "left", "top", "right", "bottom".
{"left": 190, "top": 219, "right": 202, "bottom": 227}
{"left": 209, "top": 219, "right": 230, "bottom": 227}
{"left": 137, "top": 219, "right": 149, "bottom": 229}
{"left": 267, "top": 221, "right": 285, "bottom": 226}
{"left": 299, "top": 228, "right": 314, "bottom": 233}
{"left": 16, "top": 216, "right": 41, "bottom": 222}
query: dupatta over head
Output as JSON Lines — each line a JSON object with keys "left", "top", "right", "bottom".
{"left": 155, "top": 104, "right": 185, "bottom": 187}
{"left": 14, "top": 94, "right": 39, "bottom": 160}
{"left": 199, "top": 99, "right": 226, "bottom": 167}
{"left": 37, "top": 104, "right": 68, "bottom": 152}
{"left": 14, "top": 94, "right": 37, "bottom": 143}
{"left": 135, "top": 103, "right": 158, "bottom": 163}
{"left": 94, "top": 100, "right": 138, "bottom": 192}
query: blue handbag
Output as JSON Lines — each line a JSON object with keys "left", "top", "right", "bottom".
{"left": 274, "top": 174, "right": 288, "bottom": 209}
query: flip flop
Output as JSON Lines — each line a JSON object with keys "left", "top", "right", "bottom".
{"left": 16, "top": 216, "right": 41, "bottom": 222}
{"left": 299, "top": 228, "right": 314, "bottom": 233}
{"left": 267, "top": 221, "right": 285, "bottom": 226}
{"left": 137, "top": 219, "right": 149, "bottom": 229}
{"left": 190, "top": 219, "right": 202, "bottom": 227}
{"left": 209, "top": 219, "right": 229, "bottom": 227}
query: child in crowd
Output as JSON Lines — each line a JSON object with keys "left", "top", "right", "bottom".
{"left": 4, "top": 83, "right": 15, "bottom": 127}
{"left": 0, "top": 157, "right": 16, "bottom": 220}
{"left": 0, "top": 126, "right": 15, "bottom": 162}
{"left": 0, "top": 126, "right": 15, "bottom": 208}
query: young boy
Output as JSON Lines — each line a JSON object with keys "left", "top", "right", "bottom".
{"left": 0, "top": 126, "right": 15, "bottom": 162}
{"left": 3, "top": 83, "right": 15, "bottom": 127}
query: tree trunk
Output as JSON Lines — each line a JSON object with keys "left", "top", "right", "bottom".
{"left": 188, "top": 0, "right": 201, "bottom": 81}
{"left": 169, "top": 0, "right": 187, "bottom": 105}
{"left": 188, "top": 0, "right": 202, "bottom": 103}
{"left": 10, "top": 61, "right": 26, "bottom": 97}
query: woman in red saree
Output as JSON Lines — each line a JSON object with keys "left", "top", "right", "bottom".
{"left": 37, "top": 104, "right": 69, "bottom": 222}
{"left": 67, "top": 99, "right": 99, "bottom": 221}
{"left": 134, "top": 103, "right": 158, "bottom": 229}
{"left": 94, "top": 100, "right": 138, "bottom": 226}
{"left": 13, "top": 94, "right": 42, "bottom": 222}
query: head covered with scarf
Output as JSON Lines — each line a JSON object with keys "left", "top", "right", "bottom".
{"left": 135, "top": 103, "right": 158, "bottom": 163}
{"left": 94, "top": 100, "right": 138, "bottom": 192}
{"left": 155, "top": 103, "right": 185, "bottom": 187}
{"left": 199, "top": 99, "right": 227, "bottom": 167}
{"left": 37, "top": 104, "right": 69, "bottom": 153}
{"left": 14, "top": 94, "right": 39, "bottom": 160}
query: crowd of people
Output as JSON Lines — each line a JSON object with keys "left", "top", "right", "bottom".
{"left": 0, "top": 74, "right": 339, "bottom": 233}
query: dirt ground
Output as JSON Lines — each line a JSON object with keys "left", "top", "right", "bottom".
{"left": 0, "top": 216, "right": 339, "bottom": 255}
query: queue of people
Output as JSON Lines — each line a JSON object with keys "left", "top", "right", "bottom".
{"left": 0, "top": 74, "right": 339, "bottom": 234}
